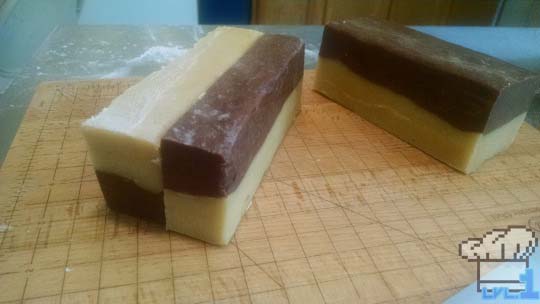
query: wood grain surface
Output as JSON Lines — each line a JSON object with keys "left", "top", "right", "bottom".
{"left": 1, "top": 70, "right": 540, "bottom": 303}
{"left": 251, "top": 0, "right": 540, "bottom": 26}
{"left": 251, "top": 0, "right": 497, "bottom": 25}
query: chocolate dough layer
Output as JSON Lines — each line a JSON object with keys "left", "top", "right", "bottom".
{"left": 161, "top": 35, "right": 304, "bottom": 197}
{"left": 96, "top": 171, "right": 164, "bottom": 224}
{"left": 319, "top": 18, "right": 539, "bottom": 133}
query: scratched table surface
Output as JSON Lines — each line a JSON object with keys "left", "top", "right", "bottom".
{"left": 1, "top": 71, "right": 540, "bottom": 303}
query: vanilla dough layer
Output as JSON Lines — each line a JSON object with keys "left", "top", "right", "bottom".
{"left": 314, "top": 58, "right": 526, "bottom": 173}
{"left": 164, "top": 85, "right": 301, "bottom": 245}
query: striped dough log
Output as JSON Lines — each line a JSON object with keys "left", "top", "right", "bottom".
{"left": 82, "top": 27, "right": 304, "bottom": 245}
{"left": 315, "top": 18, "right": 540, "bottom": 174}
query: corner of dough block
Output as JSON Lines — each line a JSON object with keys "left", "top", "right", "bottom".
{"left": 164, "top": 84, "right": 301, "bottom": 245}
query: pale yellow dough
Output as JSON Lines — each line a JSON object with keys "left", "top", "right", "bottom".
{"left": 164, "top": 83, "right": 302, "bottom": 245}
{"left": 314, "top": 58, "right": 525, "bottom": 173}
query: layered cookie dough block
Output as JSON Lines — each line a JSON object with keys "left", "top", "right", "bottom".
{"left": 315, "top": 18, "right": 540, "bottom": 173}
{"left": 82, "top": 27, "right": 263, "bottom": 223}
{"left": 82, "top": 27, "right": 304, "bottom": 245}
{"left": 161, "top": 35, "right": 304, "bottom": 245}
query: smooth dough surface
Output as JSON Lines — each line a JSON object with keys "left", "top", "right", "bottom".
{"left": 314, "top": 58, "right": 525, "bottom": 173}
{"left": 82, "top": 27, "right": 263, "bottom": 193}
{"left": 164, "top": 83, "right": 301, "bottom": 245}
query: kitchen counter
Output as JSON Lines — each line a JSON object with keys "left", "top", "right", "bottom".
{"left": 1, "top": 24, "right": 539, "bottom": 164}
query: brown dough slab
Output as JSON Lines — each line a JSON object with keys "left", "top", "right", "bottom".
{"left": 161, "top": 34, "right": 304, "bottom": 197}
{"left": 319, "top": 18, "right": 540, "bottom": 133}
{"left": 96, "top": 171, "right": 165, "bottom": 224}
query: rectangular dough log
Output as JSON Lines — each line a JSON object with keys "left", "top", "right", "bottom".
{"left": 161, "top": 35, "right": 304, "bottom": 244}
{"left": 315, "top": 18, "right": 540, "bottom": 173}
{"left": 82, "top": 27, "right": 263, "bottom": 223}
{"left": 81, "top": 27, "right": 304, "bottom": 245}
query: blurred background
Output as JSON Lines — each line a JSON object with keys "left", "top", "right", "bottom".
{"left": 1, "top": 0, "right": 539, "bottom": 80}
{"left": 1, "top": 0, "right": 539, "bottom": 83}
{"left": 252, "top": 0, "right": 540, "bottom": 26}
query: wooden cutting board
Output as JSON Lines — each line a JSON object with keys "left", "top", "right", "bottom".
{"left": 1, "top": 70, "right": 540, "bottom": 304}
